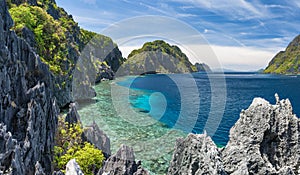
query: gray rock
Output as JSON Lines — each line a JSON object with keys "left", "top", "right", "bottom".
{"left": 10, "top": 0, "right": 37, "bottom": 6}
{"left": 0, "top": 1, "right": 58, "bottom": 174}
{"left": 65, "top": 103, "right": 81, "bottom": 124}
{"left": 167, "top": 133, "right": 227, "bottom": 175}
{"left": 99, "top": 145, "right": 148, "bottom": 175}
{"left": 21, "top": 27, "right": 37, "bottom": 51}
{"left": 52, "top": 171, "right": 64, "bottom": 175}
{"left": 133, "top": 166, "right": 149, "bottom": 175}
{"left": 35, "top": 162, "right": 45, "bottom": 175}
{"left": 222, "top": 96, "right": 300, "bottom": 175}
{"left": 168, "top": 95, "right": 300, "bottom": 175}
{"left": 65, "top": 159, "right": 84, "bottom": 175}
{"left": 83, "top": 121, "right": 111, "bottom": 158}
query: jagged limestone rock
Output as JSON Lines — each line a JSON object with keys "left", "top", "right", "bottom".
{"left": 65, "top": 103, "right": 81, "bottom": 125}
{"left": 0, "top": 0, "right": 58, "bottom": 174}
{"left": 167, "top": 133, "right": 227, "bottom": 175}
{"left": 84, "top": 121, "right": 111, "bottom": 158}
{"left": 99, "top": 145, "right": 148, "bottom": 175}
{"left": 222, "top": 96, "right": 300, "bottom": 174}
{"left": 35, "top": 162, "right": 46, "bottom": 175}
{"left": 65, "top": 159, "right": 84, "bottom": 175}
{"left": 168, "top": 95, "right": 300, "bottom": 175}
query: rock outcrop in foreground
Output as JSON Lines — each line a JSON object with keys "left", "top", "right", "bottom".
{"left": 0, "top": 0, "right": 58, "bottom": 174}
{"left": 99, "top": 145, "right": 148, "bottom": 175}
{"left": 168, "top": 95, "right": 300, "bottom": 175}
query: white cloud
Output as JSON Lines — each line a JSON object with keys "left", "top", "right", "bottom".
{"left": 209, "top": 45, "right": 277, "bottom": 71}
{"left": 171, "top": 0, "right": 271, "bottom": 20}
{"left": 119, "top": 46, "right": 140, "bottom": 58}
{"left": 119, "top": 44, "right": 278, "bottom": 71}
{"left": 73, "top": 16, "right": 112, "bottom": 26}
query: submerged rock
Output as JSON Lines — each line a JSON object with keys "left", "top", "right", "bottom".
{"left": 168, "top": 95, "right": 300, "bottom": 175}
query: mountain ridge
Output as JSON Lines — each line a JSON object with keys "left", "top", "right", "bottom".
{"left": 117, "top": 40, "right": 211, "bottom": 75}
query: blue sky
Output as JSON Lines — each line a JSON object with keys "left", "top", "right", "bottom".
{"left": 56, "top": 0, "right": 300, "bottom": 71}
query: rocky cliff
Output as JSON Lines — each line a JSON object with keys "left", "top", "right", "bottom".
{"left": 7, "top": 0, "right": 125, "bottom": 106}
{"left": 117, "top": 40, "right": 197, "bottom": 76}
{"left": 0, "top": 0, "right": 58, "bottom": 173}
{"left": 264, "top": 35, "right": 300, "bottom": 74}
{"left": 168, "top": 94, "right": 300, "bottom": 175}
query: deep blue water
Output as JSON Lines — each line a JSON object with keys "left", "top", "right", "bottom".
{"left": 117, "top": 72, "right": 300, "bottom": 146}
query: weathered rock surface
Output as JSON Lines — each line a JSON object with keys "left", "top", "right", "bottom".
{"left": 65, "top": 159, "right": 84, "bottom": 175}
{"left": 0, "top": 0, "right": 58, "bottom": 174}
{"left": 168, "top": 95, "right": 300, "bottom": 175}
{"left": 99, "top": 145, "right": 148, "bottom": 175}
{"left": 222, "top": 96, "right": 300, "bottom": 175}
{"left": 168, "top": 133, "right": 227, "bottom": 175}
{"left": 65, "top": 103, "right": 81, "bottom": 124}
{"left": 35, "top": 162, "right": 46, "bottom": 175}
{"left": 84, "top": 121, "right": 111, "bottom": 158}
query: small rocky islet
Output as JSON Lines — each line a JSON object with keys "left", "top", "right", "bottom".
{"left": 0, "top": 0, "right": 300, "bottom": 174}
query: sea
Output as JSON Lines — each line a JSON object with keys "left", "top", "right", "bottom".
{"left": 77, "top": 72, "right": 300, "bottom": 174}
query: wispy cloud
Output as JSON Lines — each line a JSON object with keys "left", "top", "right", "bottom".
{"left": 171, "top": 0, "right": 272, "bottom": 20}
{"left": 57, "top": 0, "right": 300, "bottom": 71}
{"left": 73, "top": 16, "right": 113, "bottom": 26}
{"left": 139, "top": 2, "right": 197, "bottom": 18}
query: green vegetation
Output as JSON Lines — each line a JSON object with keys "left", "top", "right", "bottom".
{"left": 122, "top": 40, "right": 195, "bottom": 75}
{"left": 54, "top": 117, "right": 105, "bottom": 174}
{"left": 264, "top": 35, "right": 300, "bottom": 74}
{"left": 8, "top": 0, "right": 124, "bottom": 76}
{"left": 128, "top": 40, "right": 189, "bottom": 63}
{"left": 79, "top": 29, "right": 97, "bottom": 46}
{"left": 9, "top": 4, "right": 68, "bottom": 74}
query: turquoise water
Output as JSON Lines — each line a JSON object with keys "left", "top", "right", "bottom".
{"left": 78, "top": 73, "right": 300, "bottom": 174}
{"left": 77, "top": 77, "right": 186, "bottom": 174}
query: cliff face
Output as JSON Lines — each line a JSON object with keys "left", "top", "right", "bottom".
{"left": 8, "top": 0, "right": 125, "bottom": 106}
{"left": 168, "top": 95, "right": 300, "bottom": 175}
{"left": 0, "top": 0, "right": 58, "bottom": 174}
{"left": 264, "top": 35, "right": 300, "bottom": 74}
